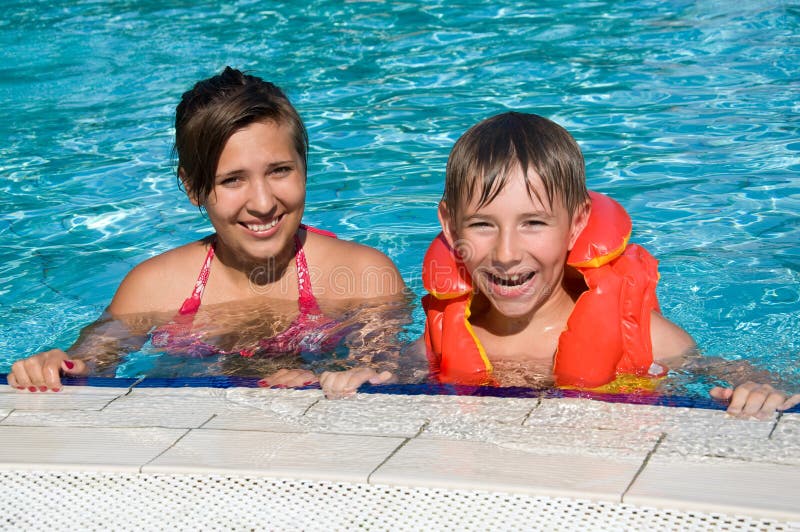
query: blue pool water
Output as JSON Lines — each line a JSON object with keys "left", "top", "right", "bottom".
{"left": 1, "top": 1, "right": 798, "bottom": 396}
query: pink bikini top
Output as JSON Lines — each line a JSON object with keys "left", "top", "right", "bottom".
{"left": 150, "top": 225, "right": 340, "bottom": 358}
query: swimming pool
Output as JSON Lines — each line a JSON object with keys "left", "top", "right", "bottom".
{"left": 1, "top": 1, "right": 798, "bottom": 397}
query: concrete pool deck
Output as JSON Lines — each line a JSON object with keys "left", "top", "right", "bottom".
{"left": 0, "top": 381, "right": 798, "bottom": 529}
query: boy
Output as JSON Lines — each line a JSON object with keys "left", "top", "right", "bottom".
{"left": 321, "top": 112, "right": 798, "bottom": 418}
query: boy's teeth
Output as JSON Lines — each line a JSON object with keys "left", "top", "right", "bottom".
{"left": 492, "top": 271, "right": 533, "bottom": 286}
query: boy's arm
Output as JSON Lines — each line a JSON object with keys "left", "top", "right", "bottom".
{"left": 650, "top": 311, "right": 799, "bottom": 418}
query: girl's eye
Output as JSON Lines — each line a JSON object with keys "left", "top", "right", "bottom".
{"left": 219, "top": 177, "right": 242, "bottom": 186}
{"left": 525, "top": 220, "right": 546, "bottom": 227}
{"left": 272, "top": 166, "right": 292, "bottom": 176}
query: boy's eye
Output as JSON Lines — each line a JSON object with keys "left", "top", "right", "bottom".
{"left": 272, "top": 165, "right": 292, "bottom": 176}
{"left": 467, "top": 221, "right": 491, "bottom": 228}
{"left": 524, "top": 219, "right": 546, "bottom": 227}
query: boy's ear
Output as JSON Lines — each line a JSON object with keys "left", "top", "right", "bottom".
{"left": 437, "top": 201, "right": 458, "bottom": 247}
{"left": 567, "top": 199, "right": 591, "bottom": 250}
{"left": 179, "top": 168, "right": 200, "bottom": 206}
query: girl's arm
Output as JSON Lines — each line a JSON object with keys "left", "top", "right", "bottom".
{"left": 8, "top": 311, "right": 151, "bottom": 392}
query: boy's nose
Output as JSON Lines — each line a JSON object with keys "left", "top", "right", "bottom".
{"left": 493, "top": 230, "right": 522, "bottom": 265}
{"left": 248, "top": 179, "right": 276, "bottom": 215}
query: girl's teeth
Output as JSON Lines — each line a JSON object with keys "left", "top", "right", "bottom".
{"left": 246, "top": 219, "right": 278, "bottom": 232}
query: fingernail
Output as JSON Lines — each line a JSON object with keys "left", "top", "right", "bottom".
{"left": 257, "top": 379, "right": 268, "bottom": 387}
{"left": 38, "top": 386, "right": 48, "bottom": 392}
{"left": 28, "top": 386, "right": 37, "bottom": 392}
{"left": 16, "top": 386, "right": 25, "bottom": 390}
{"left": 302, "top": 381, "right": 315, "bottom": 386}
{"left": 52, "top": 387, "right": 61, "bottom": 392}
{"left": 64, "top": 360, "right": 75, "bottom": 370}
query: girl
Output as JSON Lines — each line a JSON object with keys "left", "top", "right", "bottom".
{"left": 9, "top": 67, "right": 406, "bottom": 392}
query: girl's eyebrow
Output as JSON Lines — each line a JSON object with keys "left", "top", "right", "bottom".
{"left": 215, "top": 160, "right": 297, "bottom": 180}
{"left": 268, "top": 159, "right": 296, "bottom": 167}
{"left": 215, "top": 169, "right": 247, "bottom": 180}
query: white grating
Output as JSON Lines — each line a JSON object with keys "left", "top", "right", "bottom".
{"left": 0, "top": 471, "right": 796, "bottom": 531}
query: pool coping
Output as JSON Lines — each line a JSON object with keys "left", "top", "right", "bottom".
{"left": 0, "top": 377, "right": 798, "bottom": 524}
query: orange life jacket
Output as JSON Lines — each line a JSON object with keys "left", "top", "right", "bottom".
{"left": 422, "top": 191, "right": 665, "bottom": 388}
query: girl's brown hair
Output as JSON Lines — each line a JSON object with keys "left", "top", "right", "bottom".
{"left": 174, "top": 67, "right": 307, "bottom": 204}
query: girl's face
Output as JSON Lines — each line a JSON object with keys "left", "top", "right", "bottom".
{"left": 440, "top": 167, "right": 587, "bottom": 320}
{"left": 198, "top": 120, "right": 306, "bottom": 268}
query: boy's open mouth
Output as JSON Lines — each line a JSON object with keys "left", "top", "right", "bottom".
{"left": 487, "top": 271, "right": 536, "bottom": 287}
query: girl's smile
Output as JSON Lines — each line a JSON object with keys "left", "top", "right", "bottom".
{"left": 201, "top": 120, "right": 306, "bottom": 269}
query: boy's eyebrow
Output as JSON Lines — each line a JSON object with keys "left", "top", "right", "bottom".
{"left": 462, "top": 209, "right": 556, "bottom": 221}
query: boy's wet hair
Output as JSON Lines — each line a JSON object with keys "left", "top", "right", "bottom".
{"left": 174, "top": 66, "right": 308, "bottom": 204}
{"left": 444, "top": 112, "right": 589, "bottom": 219}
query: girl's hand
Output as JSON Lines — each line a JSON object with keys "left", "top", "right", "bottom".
{"left": 710, "top": 382, "right": 800, "bottom": 419}
{"left": 8, "top": 349, "right": 89, "bottom": 392}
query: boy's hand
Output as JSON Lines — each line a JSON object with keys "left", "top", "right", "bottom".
{"left": 8, "top": 349, "right": 89, "bottom": 392}
{"left": 319, "top": 368, "right": 394, "bottom": 400}
{"left": 710, "top": 382, "right": 800, "bottom": 419}
{"left": 258, "top": 369, "right": 318, "bottom": 389}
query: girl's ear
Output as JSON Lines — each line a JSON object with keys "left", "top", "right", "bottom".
{"left": 179, "top": 168, "right": 200, "bottom": 207}
{"left": 437, "top": 201, "right": 458, "bottom": 247}
{"left": 567, "top": 199, "right": 591, "bottom": 250}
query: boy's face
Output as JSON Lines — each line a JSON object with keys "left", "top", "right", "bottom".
{"left": 439, "top": 167, "right": 588, "bottom": 319}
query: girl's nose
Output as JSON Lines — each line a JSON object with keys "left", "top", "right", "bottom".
{"left": 248, "top": 179, "right": 276, "bottom": 215}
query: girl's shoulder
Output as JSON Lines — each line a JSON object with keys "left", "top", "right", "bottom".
{"left": 108, "top": 239, "right": 212, "bottom": 316}
{"left": 303, "top": 230, "right": 405, "bottom": 298}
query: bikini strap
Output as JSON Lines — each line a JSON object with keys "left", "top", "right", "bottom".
{"left": 294, "top": 224, "right": 337, "bottom": 314}
{"left": 294, "top": 234, "right": 321, "bottom": 315}
{"left": 302, "top": 223, "right": 337, "bottom": 239}
{"left": 178, "top": 242, "right": 216, "bottom": 315}
{"left": 179, "top": 227, "right": 332, "bottom": 317}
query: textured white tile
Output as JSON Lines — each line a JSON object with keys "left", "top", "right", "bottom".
{"left": 772, "top": 413, "right": 799, "bottom": 443}
{"left": 220, "top": 387, "right": 322, "bottom": 418}
{"left": 531, "top": 398, "right": 793, "bottom": 463}
{"left": 108, "top": 387, "right": 320, "bottom": 431}
{"left": 202, "top": 411, "right": 310, "bottom": 432}
{"left": 0, "top": 387, "right": 127, "bottom": 411}
{"left": 658, "top": 414, "right": 796, "bottom": 465}
{"left": 423, "top": 414, "right": 660, "bottom": 457}
{"left": 626, "top": 455, "right": 800, "bottom": 521}
{"left": 0, "top": 426, "right": 186, "bottom": 472}
{"left": 371, "top": 438, "right": 644, "bottom": 501}
{"left": 203, "top": 388, "right": 322, "bottom": 431}
{"left": 529, "top": 398, "right": 694, "bottom": 432}
{"left": 301, "top": 394, "right": 432, "bottom": 437}
{"left": 410, "top": 394, "right": 536, "bottom": 423}
{"left": 530, "top": 398, "right": 773, "bottom": 434}
{"left": 390, "top": 394, "right": 536, "bottom": 440}
{"left": 145, "top": 429, "right": 404, "bottom": 483}
{"left": 3, "top": 406, "right": 209, "bottom": 429}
